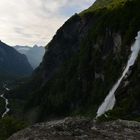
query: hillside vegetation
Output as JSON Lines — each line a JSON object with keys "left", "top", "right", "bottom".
{"left": 8, "top": 0, "right": 140, "bottom": 123}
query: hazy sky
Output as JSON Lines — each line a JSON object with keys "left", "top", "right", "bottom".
{"left": 0, "top": 0, "right": 95, "bottom": 46}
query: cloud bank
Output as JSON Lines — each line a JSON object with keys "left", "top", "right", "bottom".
{"left": 0, "top": 0, "right": 94, "bottom": 46}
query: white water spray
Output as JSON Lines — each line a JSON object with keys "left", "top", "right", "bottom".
{"left": 96, "top": 31, "right": 140, "bottom": 117}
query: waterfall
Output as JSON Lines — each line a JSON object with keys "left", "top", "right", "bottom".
{"left": 96, "top": 31, "right": 140, "bottom": 118}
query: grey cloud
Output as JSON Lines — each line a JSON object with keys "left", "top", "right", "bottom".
{"left": 0, "top": 0, "right": 94, "bottom": 46}
{"left": 14, "top": 27, "right": 33, "bottom": 38}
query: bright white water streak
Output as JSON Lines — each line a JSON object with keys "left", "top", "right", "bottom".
{"left": 0, "top": 94, "right": 10, "bottom": 118}
{"left": 0, "top": 84, "right": 10, "bottom": 118}
{"left": 96, "top": 31, "right": 140, "bottom": 118}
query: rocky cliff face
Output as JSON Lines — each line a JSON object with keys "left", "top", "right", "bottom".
{"left": 8, "top": 117, "right": 140, "bottom": 140}
{"left": 9, "top": 0, "right": 140, "bottom": 123}
{"left": 0, "top": 41, "right": 33, "bottom": 81}
{"left": 35, "top": 14, "right": 92, "bottom": 83}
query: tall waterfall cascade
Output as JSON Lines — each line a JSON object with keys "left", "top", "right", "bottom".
{"left": 96, "top": 31, "right": 140, "bottom": 117}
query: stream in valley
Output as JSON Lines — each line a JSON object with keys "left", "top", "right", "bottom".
{"left": 0, "top": 84, "right": 10, "bottom": 118}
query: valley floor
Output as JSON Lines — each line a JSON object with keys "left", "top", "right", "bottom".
{"left": 8, "top": 117, "right": 140, "bottom": 140}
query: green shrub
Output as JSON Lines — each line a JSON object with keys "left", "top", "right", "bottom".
{"left": 0, "top": 116, "right": 27, "bottom": 140}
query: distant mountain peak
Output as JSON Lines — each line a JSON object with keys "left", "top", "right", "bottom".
{"left": 33, "top": 45, "right": 38, "bottom": 48}
{"left": 0, "top": 41, "right": 33, "bottom": 79}
{"left": 33, "top": 45, "right": 43, "bottom": 48}
{"left": 14, "top": 45, "right": 45, "bottom": 69}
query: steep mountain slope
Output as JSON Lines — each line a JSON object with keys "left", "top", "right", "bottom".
{"left": 9, "top": 0, "right": 140, "bottom": 122}
{"left": 24, "top": 45, "right": 45, "bottom": 69}
{"left": 0, "top": 41, "right": 33, "bottom": 81}
{"left": 14, "top": 45, "right": 45, "bottom": 69}
{"left": 14, "top": 45, "right": 31, "bottom": 54}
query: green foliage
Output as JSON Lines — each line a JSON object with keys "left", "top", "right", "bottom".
{"left": 109, "top": 55, "right": 140, "bottom": 121}
{"left": 25, "top": 32, "right": 126, "bottom": 121}
{"left": 81, "top": 0, "right": 140, "bottom": 45}
{"left": 10, "top": 0, "right": 140, "bottom": 122}
{"left": 0, "top": 98, "right": 5, "bottom": 116}
{"left": 0, "top": 116, "right": 27, "bottom": 140}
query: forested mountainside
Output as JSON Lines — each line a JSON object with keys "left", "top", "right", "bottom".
{"left": 0, "top": 41, "right": 33, "bottom": 82}
{"left": 9, "top": 0, "right": 140, "bottom": 123}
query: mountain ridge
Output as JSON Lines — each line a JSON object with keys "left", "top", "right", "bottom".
{"left": 8, "top": 0, "right": 140, "bottom": 123}
{"left": 14, "top": 45, "right": 45, "bottom": 69}
{"left": 0, "top": 41, "right": 33, "bottom": 82}
{"left": 1, "top": 0, "right": 140, "bottom": 139}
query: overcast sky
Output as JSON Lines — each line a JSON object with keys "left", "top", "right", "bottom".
{"left": 0, "top": 0, "right": 95, "bottom": 46}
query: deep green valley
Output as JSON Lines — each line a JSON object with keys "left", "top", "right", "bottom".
{"left": 1, "top": 0, "right": 140, "bottom": 139}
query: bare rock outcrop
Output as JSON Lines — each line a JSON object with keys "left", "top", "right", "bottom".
{"left": 8, "top": 117, "right": 140, "bottom": 140}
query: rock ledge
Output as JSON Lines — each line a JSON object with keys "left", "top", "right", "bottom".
{"left": 8, "top": 117, "right": 140, "bottom": 140}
